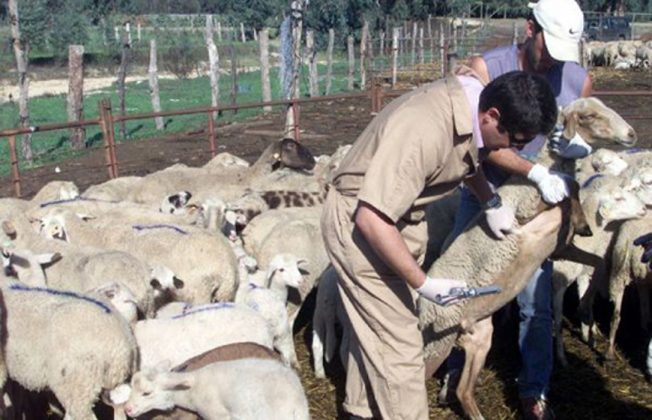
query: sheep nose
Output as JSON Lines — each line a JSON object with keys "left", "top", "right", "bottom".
{"left": 628, "top": 128, "right": 637, "bottom": 140}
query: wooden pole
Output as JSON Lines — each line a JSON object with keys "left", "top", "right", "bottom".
{"left": 292, "top": 99, "right": 300, "bottom": 141}
{"left": 207, "top": 112, "right": 217, "bottom": 157}
{"left": 7, "top": 135, "right": 21, "bottom": 198}
{"left": 325, "top": 28, "right": 334, "bottom": 95}
{"left": 98, "top": 99, "right": 115, "bottom": 179}
{"left": 360, "top": 21, "right": 369, "bottom": 90}
{"left": 205, "top": 15, "right": 220, "bottom": 120}
{"left": 440, "top": 23, "right": 446, "bottom": 77}
{"left": 411, "top": 21, "right": 417, "bottom": 66}
{"left": 67, "top": 44, "right": 85, "bottom": 150}
{"left": 347, "top": 35, "right": 354, "bottom": 90}
{"left": 418, "top": 27, "right": 424, "bottom": 65}
{"left": 392, "top": 27, "right": 399, "bottom": 88}
{"left": 306, "top": 30, "right": 318, "bottom": 97}
{"left": 259, "top": 28, "right": 272, "bottom": 112}
{"left": 148, "top": 39, "right": 164, "bottom": 130}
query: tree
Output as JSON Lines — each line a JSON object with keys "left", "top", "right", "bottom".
{"left": 49, "top": 0, "right": 90, "bottom": 61}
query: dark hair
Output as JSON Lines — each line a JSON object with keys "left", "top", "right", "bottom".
{"left": 527, "top": 12, "right": 544, "bottom": 33}
{"left": 479, "top": 71, "right": 557, "bottom": 140}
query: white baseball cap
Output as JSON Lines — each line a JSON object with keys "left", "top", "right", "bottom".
{"left": 528, "top": 0, "right": 584, "bottom": 63}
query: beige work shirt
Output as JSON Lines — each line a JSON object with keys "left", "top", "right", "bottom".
{"left": 331, "top": 69, "right": 482, "bottom": 229}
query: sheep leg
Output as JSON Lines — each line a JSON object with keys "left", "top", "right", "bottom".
{"left": 637, "top": 283, "right": 651, "bottom": 332}
{"left": 606, "top": 288, "right": 625, "bottom": 361}
{"left": 311, "top": 323, "right": 327, "bottom": 378}
{"left": 455, "top": 317, "right": 493, "bottom": 420}
{"left": 112, "top": 406, "right": 127, "bottom": 420}
{"left": 577, "top": 273, "right": 599, "bottom": 345}
{"left": 552, "top": 281, "right": 569, "bottom": 368}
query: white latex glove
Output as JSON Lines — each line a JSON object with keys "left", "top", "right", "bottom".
{"left": 416, "top": 276, "right": 468, "bottom": 306}
{"left": 548, "top": 124, "right": 592, "bottom": 159}
{"left": 485, "top": 204, "right": 516, "bottom": 240}
{"left": 527, "top": 163, "right": 570, "bottom": 204}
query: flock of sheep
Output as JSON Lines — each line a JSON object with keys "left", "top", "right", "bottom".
{"left": 0, "top": 95, "right": 650, "bottom": 419}
{"left": 584, "top": 39, "right": 652, "bottom": 69}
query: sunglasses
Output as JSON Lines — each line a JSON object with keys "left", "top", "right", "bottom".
{"left": 497, "top": 126, "right": 536, "bottom": 147}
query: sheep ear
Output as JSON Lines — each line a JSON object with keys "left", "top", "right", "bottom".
{"left": 37, "top": 252, "right": 62, "bottom": 267}
{"left": 76, "top": 213, "right": 95, "bottom": 221}
{"left": 95, "top": 282, "right": 120, "bottom": 299}
{"left": 2, "top": 221, "right": 16, "bottom": 239}
{"left": 169, "top": 378, "right": 193, "bottom": 391}
{"left": 265, "top": 267, "right": 277, "bottom": 285}
{"left": 598, "top": 201, "right": 613, "bottom": 223}
{"left": 150, "top": 278, "right": 162, "bottom": 290}
{"left": 155, "top": 359, "right": 173, "bottom": 372}
{"left": 562, "top": 112, "right": 578, "bottom": 139}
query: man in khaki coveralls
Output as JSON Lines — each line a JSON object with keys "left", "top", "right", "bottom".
{"left": 321, "top": 69, "right": 558, "bottom": 419}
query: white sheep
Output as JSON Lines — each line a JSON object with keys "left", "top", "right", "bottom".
{"left": 552, "top": 177, "right": 647, "bottom": 367}
{"left": 254, "top": 217, "right": 330, "bottom": 329}
{"left": 605, "top": 215, "right": 652, "bottom": 361}
{"left": 311, "top": 265, "right": 350, "bottom": 379}
{"left": 34, "top": 208, "right": 240, "bottom": 304}
{"left": 235, "top": 253, "right": 306, "bottom": 368}
{"left": 30, "top": 180, "right": 80, "bottom": 204}
{"left": 241, "top": 206, "right": 322, "bottom": 257}
{"left": 135, "top": 302, "right": 274, "bottom": 369}
{"left": 419, "top": 177, "right": 592, "bottom": 420}
{"left": 124, "top": 358, "right": 310, "bottom": 420}
{"left": 0, "top": 278, "right": 137, "bottom": 420}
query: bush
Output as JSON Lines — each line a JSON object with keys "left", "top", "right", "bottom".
{"left": 160, "top": 32, "right": 204, "bottom": 79}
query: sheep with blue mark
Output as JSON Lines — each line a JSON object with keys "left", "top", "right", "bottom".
{"left": 33, "top": 207, "right": 240, "bottom": 304}
{"left": 30, "top": 180, "right": 80, "bottom": 205}
{"left": 3, "top": 213, "right": 180, "bottom": 320}
{"left": 0, "top": 278, "right": 137, "bottom": 420}
{"left": 136, "top": 301, "right": 274, "bottom": 370}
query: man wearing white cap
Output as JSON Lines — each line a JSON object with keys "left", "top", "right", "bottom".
{"left": 440, "top": 1, "right": 592, "bottom": 419}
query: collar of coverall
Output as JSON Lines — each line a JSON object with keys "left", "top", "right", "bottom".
{"left": 447, "top": 65, "right": 489, "bottom": 139}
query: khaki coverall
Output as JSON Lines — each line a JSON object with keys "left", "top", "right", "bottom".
{"left": 321, "top": 71, "right": 481, "bottom": 419}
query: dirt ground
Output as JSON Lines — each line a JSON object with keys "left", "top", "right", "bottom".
{"left": 3, "top": 67, "right": 652, "bottom": 419}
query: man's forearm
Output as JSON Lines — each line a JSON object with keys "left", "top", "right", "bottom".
{"left": 485, "top": 148, "right": 534, "bottom": 178}
{"left": 354, "top": 202, "right": 426, "bottom": 289}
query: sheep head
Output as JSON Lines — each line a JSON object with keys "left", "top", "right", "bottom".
{"left": 560, "top": 97, "right": 636, "bottom": 147}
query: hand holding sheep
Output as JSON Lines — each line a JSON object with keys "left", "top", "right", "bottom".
{"left": 634, "top": 232, "right": 652, "bottom": 269}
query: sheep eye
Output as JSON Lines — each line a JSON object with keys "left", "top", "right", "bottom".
{"left": 279, "top": 268, "right": 285, "bottom": 272}
{"left": 142, "top": 391, "right": 152, "bottom": 397}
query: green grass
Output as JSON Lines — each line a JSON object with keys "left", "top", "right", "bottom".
{"left": 0, "top": 61, "right": 361, "bottom": 177}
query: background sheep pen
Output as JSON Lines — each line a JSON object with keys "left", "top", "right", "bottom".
{"left": 0, "top": 67, "right": 649, "bottom": 420}
{"left": 3, "top": 18, "right": 652, "bottom": 420}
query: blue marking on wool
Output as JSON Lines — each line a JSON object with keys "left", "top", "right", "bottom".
{"left": 581, "top": 173, "right": 604, "bottom": 189}
{"left": 622, "top": 148, "right": 645, "bottom": 154}
{"left": 247, "top": 283, "right": 262, "bottom": 290}
{"left": 9, "top": 283, "right": 112, "bottom": 313}
{"left": 39, "top": 196, "right": 119, "bottom": 208}
{"left": 171, "top": 302, "right": 235, "bottom": 319}
{"left": 132, "top": 224, "right": 188, "bottom": 235}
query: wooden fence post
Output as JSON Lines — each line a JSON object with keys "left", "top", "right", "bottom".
{"left": 292, "top": 100, "right": 300, "bottom": 141}
{"left": 7, "top": 135, "right": 21, "bottom": 198}
{"left": 347, "top": 35, "right": 354, "bottom": 91}
{"left": 325, "top": 28, "right": 334, "bottom": 95}
{"left": 306, "top": 30, "right": 318, "bottom": 97}
{"left": 392, "top": 27, "right": 399, "bottom": 88}
{"left": 148, "top": 39, "right": 164, "bottom": 130}
{"left": 67, "top": 44, "right": 85, "bottom": 150}
{"left": 98, "top": 99, "right": 117, "bottom": 179}
{"left": 259, "top": 28, "right": 272, "bottom": 112}
{"left": 207, "top": 112, "right": 217, "bottom": 158}
{"left": 360, "top": 21, "right": 369, "bottom": 90}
